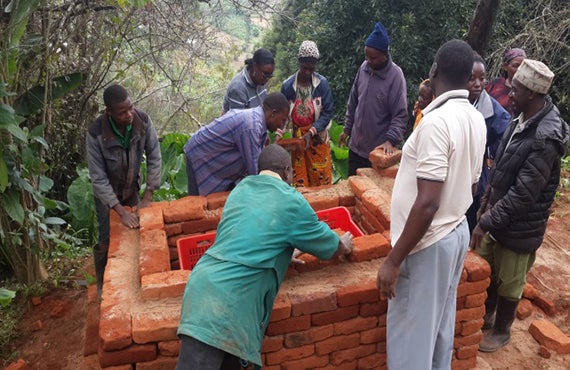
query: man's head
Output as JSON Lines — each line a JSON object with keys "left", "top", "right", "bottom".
{"left": 509, "top": 59, "right": 554, "bottom": 115}
{"left": 103, "top": 84, "right": 134, "bottom": 127}
{"left": 258, "top": 144, "right": 293, "bottom": 184}
{"left": 262, "top": 93, "right": 290, "bottom": 133}
{"left": 429, "top": 39, "right": 474, "bottom": 96}
{"left": 364, "top": 22, "right": 390, "bottom": 70}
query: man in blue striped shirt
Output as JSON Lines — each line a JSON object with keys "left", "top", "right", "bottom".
{"left": 184, "top": 93, "right": 290, "bottom": 196}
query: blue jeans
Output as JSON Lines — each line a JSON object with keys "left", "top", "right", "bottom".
{"left": 176, "top": 335, "right": 252, "bottom": 370}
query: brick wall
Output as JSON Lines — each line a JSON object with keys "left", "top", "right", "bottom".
{"left": 90, "top": 172, "right": 490, "bottom": 369}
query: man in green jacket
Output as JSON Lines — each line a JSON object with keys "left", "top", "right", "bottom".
{"left": 176, "top": 144, "right": 353, "bottom": 370}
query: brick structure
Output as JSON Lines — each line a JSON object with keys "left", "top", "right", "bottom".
{"left": 88, "top": 170, "right": 490, "bottom": 369}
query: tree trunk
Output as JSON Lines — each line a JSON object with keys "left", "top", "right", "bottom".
{"left": 467, "top": 0, "right": 501, "bottom": 57}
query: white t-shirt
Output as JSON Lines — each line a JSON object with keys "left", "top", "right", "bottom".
{"left": 390, "top": 90, "right": 486, "bottom": 254}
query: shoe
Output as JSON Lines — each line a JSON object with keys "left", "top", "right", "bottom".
{"left": 479, "top": 297, "right": 519, "bottom": 352}
{"left": 482, "top": 281, "right": 499, "bottom": 330}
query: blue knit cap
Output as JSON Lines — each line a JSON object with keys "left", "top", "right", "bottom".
{"left": 365, "top": 22, "right": 390, "bottom": 52}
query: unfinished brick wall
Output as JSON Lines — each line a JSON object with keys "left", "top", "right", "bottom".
{"left": 88, "top": 169, "right": 490, "bottom": 369}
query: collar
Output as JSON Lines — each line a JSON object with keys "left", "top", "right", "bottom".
{"left": 423, "top": 89, "right": 469, "bottom": 115}
{"left": 243, "top": 68, "right": 256, "bottom": 88}
{"left": 259, "top": 170, "right": 282, "bottom": 180}
{"left": 474, "top": 90, "right": 494, "bottom": 119}
{"left": 363, "top": 56, "right": 392, "bottom": 78}
{"left": 292, "top": 72, "right": 321, "bottom": 91}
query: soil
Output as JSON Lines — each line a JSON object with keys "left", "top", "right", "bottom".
{"left": 2, "top": 178, "right": 570, "bottom": 370}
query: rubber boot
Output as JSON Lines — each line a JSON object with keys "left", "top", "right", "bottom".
{"left": 93, "top": 243, "right": 109, "bottom": 300}
{"left": 479, "top": 296, "right": 519, "bottom": 352}
{"left": 482, "top": 281, "right": 499, "bottom": 330}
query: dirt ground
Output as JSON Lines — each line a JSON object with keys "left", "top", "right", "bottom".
{"left": 3, "top": 184, "right": 570, "bottom": 370}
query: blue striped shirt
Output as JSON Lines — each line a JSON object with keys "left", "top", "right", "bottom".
{"left": 184, "top": 106, "right": 268, "bottom": 195}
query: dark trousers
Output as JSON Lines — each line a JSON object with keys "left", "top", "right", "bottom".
{"left": 348, "top": 149, "right": 372, "bottom": 176}
{"left": 185, "top": 154, "right": 200, "bottom": 195}
{"left": 176, "top": 335, "right": 246, "bottom": 370}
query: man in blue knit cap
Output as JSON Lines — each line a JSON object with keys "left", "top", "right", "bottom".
{"left": 340, "top": 22, "right": 408, "bottom": 175}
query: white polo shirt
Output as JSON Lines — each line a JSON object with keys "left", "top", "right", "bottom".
{"left": 390, "top": 90, "right": 486, "bottom": 254}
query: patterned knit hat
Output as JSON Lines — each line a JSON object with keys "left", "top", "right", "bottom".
{"left": 298, "top": 40, "right": 320, "bottom": 62}
{"left": 513, "top": 59, "right": 554, "bottom": 94}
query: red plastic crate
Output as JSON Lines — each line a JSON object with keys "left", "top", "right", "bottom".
{"left": 177, "top": 232, "right": 217, "bottom": 270}
{"left": 316, "top": 206, "right": 364, "bottom": 237}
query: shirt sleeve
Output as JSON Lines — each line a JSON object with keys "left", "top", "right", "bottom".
{"left": 235, "top": 127, "right": 265, "bottom": 176}
{"left": 312, "top": 78, "right": 334, "bottom": 133}
{"left": 223, "top": 84, "right": 248, "bottom": 113}
{"left": 414, "top": 118, "right": 450, "bottom": 182}
{"left": 86, "top": 131, "right": 120, "bottom": 208}
{"left": 290, "top": 196, "right": 339, "bottom": 260}
{"left": 344, "top": 69, "right": 361, "bottom": 135}
{"left": 143, "top": 116, "right": 162, "bottom": 191}
{"left": 385, "top": 71, "right": 408, "bottom": 145}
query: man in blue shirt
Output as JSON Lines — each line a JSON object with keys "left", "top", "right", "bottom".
{"left": 176, "top": 144, "right": 354, "bottom": 370}
{"left": 184, "top": 93, "right": 290, "bottom": 196}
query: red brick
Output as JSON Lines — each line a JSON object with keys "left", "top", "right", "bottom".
{"left": 139, "top": 229, "right": 170, "bottom": 276}
{"left": 266, "top": 315, "right": 311, "bottom": 336}
{"left": 361, "top": 189, "right": 391, "bottom": 229}
{"left": 334, "top": 316, "right": 378, "bottom": 335}
{"left": 262, "top": 366, "right": 281, "bottom": 370}
{"left": 284, "top": 325, "right": 333, "bottom": 348}
{"left": 4, "top": 359, "right": 27, "bottom": 370}
{"left": 455, "top": 343, "right": 478, "bottom": 359}
{"left": 360, "top": 300, "right": 387, "bottom": 317}
{"left": 455, "top": 306, "right": 485, "bottom": 322}
{"left": 163, "top": 196, "right": 207, "bottom": 223}
{"left": 348, "top": 233, "right": 391, "bottom": 262}
{"left": 316, "top": 360, "right": 357, "bottom": 370}
{"left": 132, "top": 309, "right": 179, "bottom": 344}
{"left": 164, "top": 222, "right": 182, "bottom": 237}
{"left": 331, "top": 343, "right": 376, "bottom": 365}
{"left": 265, "top": 343, "right": 314, "bottom": 365}
{"left": 358, "top": 214, "right": 378, "bottom": 234}
{"left": 355, "top": 200, "right": 385, "bottom": 233}
{"left": 49, "top": 300, "right": 67, "bottom": 318}
{"left": 140, "top": 270, "right": 190, "bottom": 300}
{"left": 517, "top": 298, "right": 534, "bottom": 320}
{"left": 457, "top": 278, "right": 490, "bottom": 297}
{"left": 181, "top": 209, "right": 220, "bottom": 234}
{"left": 30, "top": 320, "right": 42, "bottom": 331}
{"left": 262, "top": 335, "right": 284, "bottom": 353}
{"left": 460, "top": 268, "right": 468, "bottom": 283}
{"left": 31, "top": 296, "right": 42, "bottom": 306}
{"left": 303, "top": 190, "right": 339, "bottom": 211}
{"left": 464, "top": 292, "right": 486, "bottom": 308}
{"left": 167, "top": 234, "right": 188, "bottom": 248}
{"left": 312, "top": 305, "right": 359, "bottom": 326}
{"left": 206, "top": 191, "right": 230, "bottom": 210}
{"left": 369, "top": 148, "right": 401, "bottom": 169}
{"left": 168, "top": 245, "right": 178, "bottom": 261}
{"left": 100, "top": 312, "right": 132, "bottom": 351}
{"left": 335, "top": 180, "right": 356, "bottom": 206}
{"left": 139, "top": 206, "right": 164, "bottom": 232}
{"left": 379, "top": 164, "right": 399, "bottom": 178}
{"left": 358, "top": 353, "right": 387, "bottom": 369}
{"left": 538, "top": 345, "right": 552, "bottom": 358}
{"left": 348, "top": 176, "right": 378, "bottom": 199}
{"left": 136, "top": 355, "right": 177, "bottom": 370}
{"left": 451, "top": 356, "right": 477, "bottom": 370}
{"left": 461, "top": 319, "right": 484, "bottom": 336}
{"left": 289, "top": 290, "right": 337, "bottom": 317}
{"left": 378, "top": 313, "right": 387, "bottom": 327}
{"left": 456, "top": 296, "right": 466, "bottom": 310}
{"left": 523, "top": 282, "right": 539, "bottom": 300}
{"left": 453, "top": 331, "right": 483, "bottom": 348}
{"left": 528, "top": 319, "right": 570, "bottom": 354}
{"left": 463, "top": 251, "right": 491, "bottom": 282}
{"left": 158, "top": 340, "right": 180, "bottom": 357}
{"left": 381, "top": 230, "right": 391, "bottom": 243}
{"left": 281, "top": 355, "right": 330, "bottom": 370}
{"left": 360, "top": 326, "right": 386, "bottom": 344}
{"left": 315, "top": 333, "right": 360, "bottom": 355}
{"left": 99, "top": 343, "right": 157, "bottom": 368}
{"left": 336, "top": 280, "right": 379, "bottom": 307}
{"left": 270, "top": 293, "right": 291, "bottom": 322}
{"left": 294, "top": 253, "right": 337, "bottom": 273}
{"left": 533, "top": 294, "right": 556, "bottom": 316}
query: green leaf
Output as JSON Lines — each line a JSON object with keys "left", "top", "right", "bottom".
{"left": 0, "top": 104, "right": 27, "bottom": 141}
{"left": 2, "top": 190, "right": 25, "bottom": 224}
{"left": 0, "top": 156, "right": 8, "bottom": 192}
{"left": 44, "top": 217, "right": 66, "bottom": 225}
{"left": 39, "top": 175, "right": 53, "bottom": 193}
{"left": 0, "top": 288, "right": 16, "bottom": 308}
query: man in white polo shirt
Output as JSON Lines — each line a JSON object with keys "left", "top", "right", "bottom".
{"left": 377, "top": 39, "right": 486, "bottom": 369}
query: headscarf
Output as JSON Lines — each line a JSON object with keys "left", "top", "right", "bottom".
{"left": 502, "top": 48, "right": 526, "bottom": 64}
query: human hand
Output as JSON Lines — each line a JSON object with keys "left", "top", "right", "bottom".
{"left": 469, "top": 224, "right": 485, "bottom": 251}
{"left": 377, "top": 255, "right": 400, "bottom": 300}
{"left": 377, "top": 141, "right": 395, "bottom": 155}
{"left": 339, "top": 132, "right": 349, "bottom": 147}
{"left": 291, "top": 248, "right": 305, "bottom": 264}
{"left": 301, "top": 131, "right": 312, "bottom": 150}
{"left": 339, "top": 232, "right": 354, "bottom": 255}
{"left": 121, "top": 212, "right": 140, "bottom": 229}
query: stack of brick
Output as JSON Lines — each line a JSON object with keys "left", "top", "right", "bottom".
{"left": 368, "top": 147, "right": 401, "bottom": 178}
{"left": 453, "top": 251, "right": 492, "bottom": 370}
{"left": 349, "top": 173, "right": 392, "bottom": 241}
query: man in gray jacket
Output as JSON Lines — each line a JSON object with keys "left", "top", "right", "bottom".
{"left": 86, "top": 84, "right": 161, "bottom": 297}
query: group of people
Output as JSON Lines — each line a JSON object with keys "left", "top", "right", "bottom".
{"left": 86, "top": 19, "right": 569, "bottom": 370}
